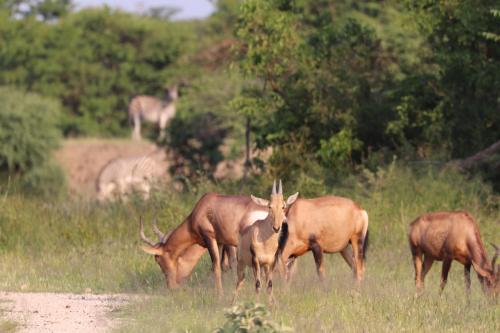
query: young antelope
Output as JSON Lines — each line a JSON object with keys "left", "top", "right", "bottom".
{"left": 233, "top": 180, "right": 298, "bottom": 303}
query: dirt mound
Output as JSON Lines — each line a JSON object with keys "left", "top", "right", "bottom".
{"left": 54, "top": 138, "right": 168, "bottom": 197}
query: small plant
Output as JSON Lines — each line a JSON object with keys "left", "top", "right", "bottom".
{"left": 214, "top": 302, "right": 292, "bottom": 333}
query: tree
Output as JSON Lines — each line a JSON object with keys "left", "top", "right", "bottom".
{"left": 234, "top": 0, "right": 398, "bottom": 179}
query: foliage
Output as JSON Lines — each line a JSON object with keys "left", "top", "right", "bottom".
{"left": 168, "top": 111, "right": 229, "bottom": 180}
{"left": 406, "top": 0, "right": 500, "bottom": 157}
{"left": 234, "top": 1, "right": 399, "bottom": 179}
{"left": 0, "top": 7, "right": 189, "bottom": 135}
{"left": 214, "top": 302, "right": 292, "bottom": 333}
{"left": 20, "top": 161, "right": 66, "bottom": 198}
{"left": 232, "top": 0, "right": 500, "bottom": 185}
{"left": 0, "top": 87, "right": 61, "bottom": 172}
{"left": 0, "top": 0, "right": 72, "bottom": 21}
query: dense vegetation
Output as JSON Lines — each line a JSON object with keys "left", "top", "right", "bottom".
{"left": 0, "top": 1, "right": 499, "bottom": 332}
{"left": 0, "top": 0, "right": 499, "bottom": 187}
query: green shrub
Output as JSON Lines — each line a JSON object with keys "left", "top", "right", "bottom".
{"left": 168, "top": 112, "right": 229, "bottom": 179}
{"left": 0, "top": 87, "right": 61, "bottom": 172}
{"left": 214, "top": 302, "right": 292, "bottom": 333}
{"left": 21, "top": 161, "right": 66, "bottom": 198}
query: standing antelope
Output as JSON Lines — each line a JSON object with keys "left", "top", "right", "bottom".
{"left": 140, "top": 192, "right": 269, "bottom": 293}
{"left": 279, "top": 196, "right": 369, "bottom": 285}
{"left": 233, "top": 180, "right": 298, "bottom": 303}
{"left": 128, "top": 85, "right": 178, "bottom": 141}
{"left": 408, "top": 211, "right": 499, "bottom": 299}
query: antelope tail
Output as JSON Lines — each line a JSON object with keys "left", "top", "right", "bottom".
{"left": 361, "top": 210, "right": 369, "bottom": 260}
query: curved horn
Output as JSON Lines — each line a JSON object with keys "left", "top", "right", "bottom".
{"left": 278, "top": 179, "right": 283, "bottom": 194}
{"left": 152, "top": 217, "right": 165, "bottom": 242}
{"left": 491, "top": 243, "right": 499, "bottom": 272}
{"left": 139, "top": 216, "right": 157, "bottom": 247}
{"left": 272, "top": 179, "right": 277, "bottom": 195}
{"left": 161, "top": 231, "right": 173, "bottom": 244}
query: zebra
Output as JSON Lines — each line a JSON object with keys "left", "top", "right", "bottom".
{"left": 128, "top": 85, "right": 179, "bottom": 141}
{"left": 96, "top": 155, "right": 167, "bottom": 201}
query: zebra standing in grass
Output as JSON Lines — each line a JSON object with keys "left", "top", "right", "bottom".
{"left": 96, "top": 155, "right": 166, "bottom": 201}
{"left": 128, "top": 85, "right": 178, "bottom": 141}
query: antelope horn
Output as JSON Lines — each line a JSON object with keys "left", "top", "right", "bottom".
{"left": 491, "top": 243, "right": 499, "bottom": 272}
{"left": 161, "top": 231, "right": 173, "bottom": 244}
{"left": 278, "top": 179, "right": 283, "bottom": 194}
{"left": 139, "top": 216, "right": 156, "bottom": 247}
{"left": 152, "top": 217, "right": 165, "bottom": 242}
{"left": 272, "top": 179, "right": 277, "bottom": 195}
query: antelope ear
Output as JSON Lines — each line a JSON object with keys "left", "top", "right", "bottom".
{"left": 286, "top": 192, "right": 299, "bottom": 206}
{"left": 251, "top": 195, "right": 269, "bottom": 207}
{"left": 141, "top": 245, "right": 163, "bottom": 256}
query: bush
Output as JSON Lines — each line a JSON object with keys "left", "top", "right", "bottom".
{"left": 214, "top": 302, "right": 292, "bottom": 333}
{"left": 168, "top": 112, "right": 229, "bottom": 179}
{"left": 21, "top": 162, "right": 66, "bottom": 198}
{"left": 0, "top": 87, "right": 66, "bottom": 197}
{"left": 0, "top": 87, "right": 61, "bottom": 172}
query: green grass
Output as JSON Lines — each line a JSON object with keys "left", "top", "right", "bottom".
{"left": 115, "top": 253, "right": 500, "bottom": 332}
{"left": 0, "top": 164, "right": 499, "bottom": 331}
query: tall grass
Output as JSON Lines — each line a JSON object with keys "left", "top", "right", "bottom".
{"left": 0, "top": 164, "right": 498, "bottom": 331}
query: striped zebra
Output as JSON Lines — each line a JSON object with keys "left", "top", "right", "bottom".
{"left": 128, "top": 85, "right": 178, "bottom": 141}
{"left": 96, "top": 155, "right": 166, "bottom": 201}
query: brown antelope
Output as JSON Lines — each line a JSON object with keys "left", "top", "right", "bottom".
{"left": 408, "top": 211, "right": 499, "bottom": 299}
{"left": 221, "top": 245, "right": 237, "bottom": 271}
{"left": 279, "top": 196, "right": 369, "bottom": 285}
{"left": 140, "top": 192, "right": 268, "bottom": 293}
{"left": 140, "top": 218, "right": 236, "bottom": 284}
{"left": 128, "top": 85, "right": 178, "bottom": 141}
{"left": 233, "top": 180, "right": 298, "bottom": 303}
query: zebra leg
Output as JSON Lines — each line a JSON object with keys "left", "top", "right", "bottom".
{"left": 132, "top": 114, "right": 141, "bottom": 140}
{"left": 158, "top": 114, "right": 167, "bottom": 141}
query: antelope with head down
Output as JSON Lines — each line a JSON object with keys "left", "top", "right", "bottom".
{"left": 408, "top": 211, "right": 499, "bottom": 300}
{"left": 128, "top": 85, "right": 178, "bottom": 141}
{"left": 140, "top": 218, "right": 236, "bottom": 284}
{"left": 279, "top": 195, "right": 369, "bottom": 285}
{"left": 233, "top": 180, "right": 298, "bottom": 303}
{"left": 140, "top": 192, "right": 269, "bottom": 293}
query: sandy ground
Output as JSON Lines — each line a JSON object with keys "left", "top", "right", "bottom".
{"left": 0, "top": 292, "right": 131, "bottom": 333}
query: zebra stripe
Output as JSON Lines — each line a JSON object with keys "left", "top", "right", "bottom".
{"left": 96, "top": 155, "right": 166, "bottom": 201}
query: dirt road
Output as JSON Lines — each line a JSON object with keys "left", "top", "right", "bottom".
{"left": 0, "top": 292, "right": 131, "bottom": 333}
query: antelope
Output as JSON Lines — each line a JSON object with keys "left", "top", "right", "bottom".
{"left": 233, "top": 180, "right": 298, "bottom": 303}
{"left": 140, "top": 192, "right": 269, "bottom": 293}
{"left": 96, "top": 155, "right": 166, "bottom": 201}
{"left": 408, "top": 211, "right": 499, "bottom": 299}
{"left": 128, "top": 85, "right": 178, "bottom": 141}
{"left": 279, "top": 196, "right": 369, "bottom": 285}
{"left": 140, "top": 218, "right": 236, "bottom": 284}
{"left": 221, "top": 245, "right": 237, "bottom": 271}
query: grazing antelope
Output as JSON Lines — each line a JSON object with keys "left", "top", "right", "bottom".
{"left": 279, "top": 196, "right": 369, "bottom": 285}
{"left": 233, "top": 180, "right": 298, "bottom": 303}
{"left": 128, "top": 85, "right": 178, "bottom": 141}
{"left": 408, "top": 211, "right": 499, "bottom": 299}
{"left": 96, "top": 155, "right": 165, "bottom": 201}
{"left": 140, "top": 218, "right": 236, "bottom": 283}
{"left": 140, "top": 192, "right": 269, "bottom": 293}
